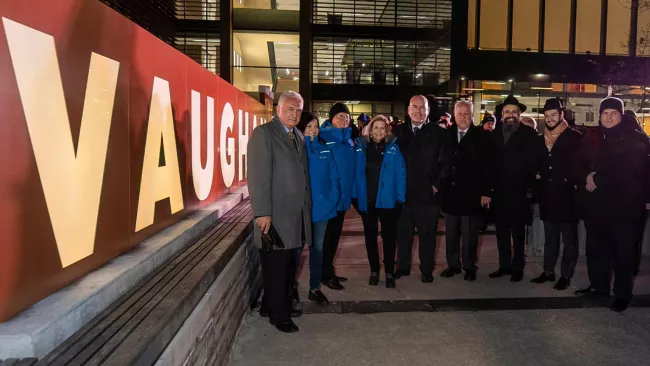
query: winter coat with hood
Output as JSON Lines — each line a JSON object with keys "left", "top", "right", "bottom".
{"left": 305, "top": 136, "right": 341, "bottom": 223}
{"left": 574, "top": 114, "right": 649, "bottom": 221}
{"left": 352, "top": 135, "right": 407, "bottom": 212}
{"left": 318, "top": 120, "right": 356, "bottom": 212}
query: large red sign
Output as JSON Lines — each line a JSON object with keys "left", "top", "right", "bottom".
{"left": 0, "top": 0, "right": 268, "bottom": 322}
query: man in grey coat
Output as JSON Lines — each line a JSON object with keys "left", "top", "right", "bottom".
{"left": 248, "top": 91, "right": 313, "bottom": 333}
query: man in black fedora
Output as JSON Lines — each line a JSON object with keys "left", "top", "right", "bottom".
{"left": 484, "top": 95, "right": 539, "bottom": 282}
{"left": 530, "top": 97, "right": 582, "bottom": 290}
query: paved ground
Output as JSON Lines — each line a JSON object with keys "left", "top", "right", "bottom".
{"left": 230, "top": 309, "right": 650, "bottom": 366}
{"left": 230, "top": 209, "right": 650, "bottom": 365}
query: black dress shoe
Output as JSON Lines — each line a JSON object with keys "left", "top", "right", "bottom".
{"left": 531, "top": 272, "right": 556, "bottom": 284}
{"left": 335, "top": 276, "right": 348, "bottom": 282}
{"left": 464, "top": 271, "right": 477, "bottom": 281}
{"left": 308, "top": 289, "right": 329, "bottom": 304}
{"left": 575, "top": 287, "right": 611, "bottom": 298}
{"left": 553, "top": 277, "right": 571, "bottom": 290}
{"left": 510, "top": 271, "right": 524, "bottom": 282}
{"left": 440, "top": 267, "right": 461, "bottom": 278}
{"left": 323, "top": 278, "right": 345, "bottom": 290}
{"left": 369, "top": 272, "right": 379, "bottom": 286}
{"left": 421, "top": 274, "right": 434, "bottom": 283}
{"left": 275, "top": 320, "right": 299, "bottom": 333}
{"left": 386, "top": 274, "right": 396, "bottom": 288}
{"left": 610, "top": 298, "right": 631, "bottom": 312}
{"left": 489, "top": 268, "right": 512, "bottom": 278}
{"left": 393, "top": 270, "right": 411, "bottom": 279}
{"left": 291, "top": 308, "right": 303, "bottom": 318}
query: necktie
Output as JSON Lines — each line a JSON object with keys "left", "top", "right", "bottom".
{"left": 288, "top": 130, "right": 298, "bottom": 151}
{"left": 413, "top": 127, "right": 419, "bottom": 136}
{"left": 459, "top": 131, "right": 465, "bottom": 142}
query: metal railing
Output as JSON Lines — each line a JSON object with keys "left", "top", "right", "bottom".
{"left": 313, "top": 0, "right": 452, "bottom": 29}
{"left": 99, "top": 0, "right": 177, "bottom": 44}
{"left": 175, "top": 33, "right": 221, "bottom": 74}
{"left": 313, "top": 38, "right": 450, "bottom": 86}
{"left": 176, "top": 0, "right": 220, "bottom": 20}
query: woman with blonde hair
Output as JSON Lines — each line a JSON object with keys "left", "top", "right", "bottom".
{"left": 352, "top": 115, "right": 406, "bottom": 288}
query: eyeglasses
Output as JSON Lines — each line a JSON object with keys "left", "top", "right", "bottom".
{"left": 335, "top": 114, "right": 350, "bottom": 121}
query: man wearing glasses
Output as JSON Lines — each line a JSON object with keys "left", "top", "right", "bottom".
{"left": 392, "top": 95, "right": 452, "bottom": 283}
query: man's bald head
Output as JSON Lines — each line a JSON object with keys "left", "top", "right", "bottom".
{"left": 408, "top": 95, "right": 429, "bottom": 126}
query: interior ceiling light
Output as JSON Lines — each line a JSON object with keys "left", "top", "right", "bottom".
{"left": 463, "top": 88, "right": 484, "bottom": 91}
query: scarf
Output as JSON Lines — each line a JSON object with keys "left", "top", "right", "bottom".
{"left": 544, "top": 120, "right": 568, "bottom": 151}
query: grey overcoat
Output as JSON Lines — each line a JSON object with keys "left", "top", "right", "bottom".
{"left": 247, "top": 116, "right": 313, "bottom": 249}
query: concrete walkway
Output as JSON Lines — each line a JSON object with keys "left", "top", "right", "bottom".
{"left": 230, "top": 309, "right": 650, "bottom": 366}
{"left": 230, "top": 209, "right": 650, "bottom": 365}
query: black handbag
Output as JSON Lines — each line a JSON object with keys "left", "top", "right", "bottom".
{"left": 261, "top": 224, "right": 285, "bottom": 253}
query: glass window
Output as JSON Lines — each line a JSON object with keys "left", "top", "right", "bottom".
{"left": 233, "top": 32, "right": 299, "bottom": 93}
{"left": 576, "top": 0, "right": 601, "bottom": 54}
{"left": 312, "top": 38, "right": 450, "bottom": 86}
{"left": 512, "top": 0, "right": 539, "bottom": 52}
{"left": 637, "top": 8, "right": 650, "bottom": 56}
{"left": 234, "top": 0, "right": 298, "bottom": 10}
{"left": 544, "top": 0, "right": 571, "bottom": 53}
{"left": 468, "top": 0, "right": 477, "bottom": 48}
{"left": 607, "top": 0, "right": 631, "bottom": 55}
{"left": 479, "top": 0, "right": 508, "bottom": 50}
{"left": 176, "top": 34, "right": 220, "bottom": 74}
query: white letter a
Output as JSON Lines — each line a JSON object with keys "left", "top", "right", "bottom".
{"left": 3, "top": 18, "right": 119, "bottom": 267}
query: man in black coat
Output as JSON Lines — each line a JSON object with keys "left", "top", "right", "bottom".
{"left": 393, "top": 95, "right": 452, "bottom": 283}
{"left": 530, "top": 98, "right": 582, "bottom": 290}
{"left": 440, "top": 101, "right": 491, "bottom": 281}
{"left": 485, "top": 95, "right": 539, "bottom": 282}
{"left": 574, "top": 97, "right": 649, "bottom": 312}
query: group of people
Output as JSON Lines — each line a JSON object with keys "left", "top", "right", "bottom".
{"left": 248, "top": 90, "right": 650, "bottom": 333}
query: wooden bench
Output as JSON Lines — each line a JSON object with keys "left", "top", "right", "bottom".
{"left": 37, "top": 200, "right": 253, "bottom": 366}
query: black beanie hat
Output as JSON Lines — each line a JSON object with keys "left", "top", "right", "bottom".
{"left": 297, "top": 112, "right": 317, "bottom": 133}
{"left": 329, "top": 102, "right": 350, "bottom": 121}
{"left": 599, "top": 97, "right": 624, "bottom": 115}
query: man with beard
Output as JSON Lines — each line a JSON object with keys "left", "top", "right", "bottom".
{"left": 574, "top": 97, "right": 649, "bottom": 312}
{"left": 530, "top": 98, "right": 582, "bottom": 290}
{"left": 485, "top": 95, "right": 539, "bottom": 282}
{"left": 393, "top": 95, "right": 452, "bottom": 283}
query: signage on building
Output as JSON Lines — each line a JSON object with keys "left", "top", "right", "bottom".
{"left": 0, "top": 0, "right": 268, "bottom": 322}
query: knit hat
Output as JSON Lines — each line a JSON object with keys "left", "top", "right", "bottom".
{"left": 599, "top": 97, "right": 624, "bottom": 115}
{"left": 357, "top": 113, "right": 369, "bottom": 123}
{"left": 543, "top": 97, "right": 565, "bottom": 113}
{"left": 297, "top": 111, "right": 317, "bottom": 133}
{"left": 329, "top": 102, "right": 350, "bottom": 121}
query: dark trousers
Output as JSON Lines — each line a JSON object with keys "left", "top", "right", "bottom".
{"left": 397, "top": 204, "right": 441, "bottom": 276}
{"left": 444, "top": 214, "right": 480, "bottom": 272}
{"left": 361, "top": 206, "right": 400, "bottom": 274}
{"left": 585, "top": 220, "right": 640, "bottom": 300}
{"left": 322, "top": 210, "right": 346, "bottom": 281}
{"left": 261, "top": 248, "right": 297, "bottom": 324}
{"left": 495, "top": 219, "right": 526, "bottom": 272}
{"left": 542, "top": 221, "right": 579, "bottom": 278}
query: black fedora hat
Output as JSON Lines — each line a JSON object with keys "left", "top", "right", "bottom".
{"left": 543, "top": 97, "right": 565, "bottom": 112}
{"left": 500, "top": 95, "right": 527, "bottom": 113}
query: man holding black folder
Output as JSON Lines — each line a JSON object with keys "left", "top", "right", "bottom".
{"left": 248, "top": 91, "right": 313, "bottom": 333}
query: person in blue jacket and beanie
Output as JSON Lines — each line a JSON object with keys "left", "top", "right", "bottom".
{"left": 295, "top": 112, "right": 340, "bottom": 304}
{"left": 319, "top": 102, "right": 356, "bottom": 290}
{"left": 353, "top": 115, "right": 406, "bottom": 288}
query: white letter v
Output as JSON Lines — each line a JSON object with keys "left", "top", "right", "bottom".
{"left": 3, "top": 18, "right": 120, "bottom": 268}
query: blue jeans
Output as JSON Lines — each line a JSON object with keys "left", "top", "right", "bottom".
{"left": 296, "top": 220, "right": 328, "bottom": 291}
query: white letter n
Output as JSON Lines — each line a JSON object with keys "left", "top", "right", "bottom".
{"left": 3, "top": 18, "right": 119, "bottom": 267}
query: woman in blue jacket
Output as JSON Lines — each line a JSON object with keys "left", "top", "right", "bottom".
{"left": 353, "top": 115, "right": 406, "bottom": 288}
{"left": 296, "top": 112, "right": 340, "bottom": 303}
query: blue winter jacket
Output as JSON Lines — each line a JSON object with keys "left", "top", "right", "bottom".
{"left": 318, "top": 120, "right": 355, "bottom": 211}
{"left": 353, "top": 136, "right": 407, "bottom": 213}
{"left": 305, "top": 137, "right": 340, "bottom": 222}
